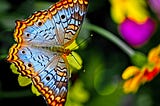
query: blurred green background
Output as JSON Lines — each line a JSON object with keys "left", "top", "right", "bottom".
{"left": 0, "top": 0, "right": 160, "bottom": 106}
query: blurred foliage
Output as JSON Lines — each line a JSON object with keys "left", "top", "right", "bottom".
{"left": 0, "top": 0, "right": 160, "bottom": 106}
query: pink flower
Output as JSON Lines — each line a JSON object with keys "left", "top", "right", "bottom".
{"left": 118, "top": 18, "right": 156, "bottom": 47}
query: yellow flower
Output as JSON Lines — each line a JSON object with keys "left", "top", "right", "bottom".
{"left": 110, "top": 0, "right": 149, "bottom": 24}
{"left": 148, "top": 45, "right": 160, "bottom": 66}
{"left": 66, "top": 40, "right": 83, "bottom": 72}
{"left": 122, "top": 45, "right": 160, "bottom": 93}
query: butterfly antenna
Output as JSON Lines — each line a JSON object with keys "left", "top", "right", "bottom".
{"left": 72, "top": 34, "right": 93, "bottom": 50}
{"left": 69, "top": 34, "right": 93, "bottom": 72}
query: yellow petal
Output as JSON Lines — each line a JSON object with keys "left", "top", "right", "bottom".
{"left": 67, "top": 52, "right": 82, "bottom": 71}
{"left": 128, "top": 73, "right": 143, "bottom": 93}
{"left": 110, "top": 6, "right": 125, "bottom": 23}
{"left": 123, "top": 79, "right": 133, "bottom": 93}
{"left": 148, "top": 45, "right": 160, "bottom": 64}
{"left": 110, "top": 0, "right": 126, "bottom": 23}
{"left": 110, "top": 0, "right": 148, "bottom": 23}
{"left": 18, "top": 75, "right": 32, "bottom": 86}
{"left": 122, "top": 66, "right": 140, "bottom": 80}
{"left": 123, "top": 78, "right": 139, "bottom": 93}
{"left": 127, "top": 0, "right": 148, "bottom": 23}
{"left": 123, "top": 69, "right": 146, "bottom": 93}
{"left": 66, "top": 40, "right": 79, "bottom": 50}
{"left": 10, "top": 63, "right": 19, "bottom": 74}
{"left": 31, "top": 84, "right": 41, "bottom": 96}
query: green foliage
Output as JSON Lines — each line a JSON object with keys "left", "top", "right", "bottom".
{"left": 66, "top": 80, "right": 89, "bottom": 106}
{"left": 31, "top": 84, "right": 41, "bottom": 96}
{"left": 10, "top": 63, "right": 19, "bottom": 74}
{"left": 18, "top": 75, "right": 31, "bottom": 87}
{"left": 131, "top": 51, "right": 148, "bottom": 68}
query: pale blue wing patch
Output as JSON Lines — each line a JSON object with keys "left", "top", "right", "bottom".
{"left": 23, "top": 18, "right": 61, "bottom": 46}
{"left": 17, "top": 45, "right": 57, "bottom": 72}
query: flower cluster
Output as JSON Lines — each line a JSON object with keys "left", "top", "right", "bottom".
{"left": 109, "top": 0, "right": 160, "bottom": 94}
{"left": 110, "top": 0, "right": 156, "bottom": 47}
{"left": 122, "top": 45, "right": 160, "bottom": 93}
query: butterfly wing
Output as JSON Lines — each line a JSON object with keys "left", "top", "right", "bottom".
{"left": 49, "top": 0, "right": 88, "bottom": 47}
{"left": 7, "top": 44, "right": 69, "bottom": 106}
{"left": 14, "top": 0, "right": 88, "bottom": 47}
{"left": 8, "top": 0, "right": 89, "bottom": 106}
{"left": 14, "top": 11, "right": 59, "bottom": 47}
{"left": 32, "top": 55, "right": 68, "bottom": 106}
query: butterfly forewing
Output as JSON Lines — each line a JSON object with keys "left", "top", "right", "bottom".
{"left": 49, "top": 0, "right": 88, "bottom": 47}
{"left": 14, "top": 0, "right": 88, "bottom": 47}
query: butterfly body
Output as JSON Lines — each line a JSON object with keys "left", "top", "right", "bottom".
{"left": 7, "top": 0, "right": 88, "bottom": 106}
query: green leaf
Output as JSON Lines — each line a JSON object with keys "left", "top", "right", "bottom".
{"left": 67, "top": 52, "right": 82, "bottom": 71}
{"left": 66, "top": 80, "right": 89, "bottom": 106}
{"left": 18, "top": 75, "right": 31, "bottom": 87}
{"left": 10, "top": 63, "right": 19, "bottom": 74}
{"left": 31, "top": 84, "right": 41, "bottom": 96}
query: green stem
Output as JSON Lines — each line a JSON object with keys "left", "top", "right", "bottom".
{"left": 85, "top": 22, "right": 135, "bottom": 57}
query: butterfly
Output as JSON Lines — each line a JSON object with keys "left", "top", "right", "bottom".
{"left": 7, "top": 0, "right": 88, "bottom": 106}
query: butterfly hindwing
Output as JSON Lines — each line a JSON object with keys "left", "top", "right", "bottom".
{"left": 8, "top": 44, "right": 69, "bottom": 105}
{"left": 32, "top": 55, "right": 68, "bottom": 106}
{"left": 8, "top": 44, "right": 58, "bottom": 76}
